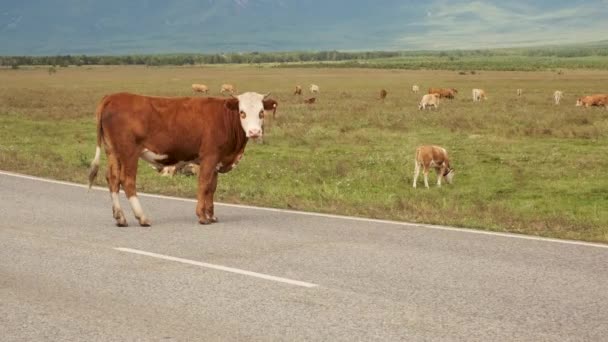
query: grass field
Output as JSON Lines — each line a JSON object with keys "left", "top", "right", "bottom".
{"left": 1, "top": 66, "right": 607, "bottom": 242}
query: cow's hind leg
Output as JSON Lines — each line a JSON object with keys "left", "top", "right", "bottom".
{"left": 106, "top": 152, "right": 127, "bottom": 227}
{"left": 423, "top": 166, "right": 430, "bottom": 189}
{"left": 413, "top": 161, "right": 420, "bottom": 188}
{"left": 121, "top": 154, "right": 151, "bottom": 227}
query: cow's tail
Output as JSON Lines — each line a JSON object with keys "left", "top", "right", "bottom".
{"left": 88, "top": 96, "right": 107, "bottom": 189}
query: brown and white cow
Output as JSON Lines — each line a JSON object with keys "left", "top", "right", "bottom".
{"left": 192, "top": 83, "right": 209, "bottom": 94}
{"left": 220, "top": 84, "right": 236, "bottom": 94}
{"left": 575, "top": 94, "right": 607, "bottom": 108}
{"left": 413, "top": 145, "right": 454, "bottom": 188}
{"left": 88, "top": 92, "right": 276, "bottom": 226}
{"left": 428, "top": 88, "right": 457, "bottom": 99}
{"left": 294, "top": 85, "right": 303, "bottom": 95}
{"left": 553, "top": 90, "right": 563, "bottom": 105}
{"left": 418, "top": 93, "right": 440, "bottom": 110}
{"left": 472, "top": 88, "right": 486, "bottom": 102}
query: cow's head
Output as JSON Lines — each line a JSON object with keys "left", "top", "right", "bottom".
{"left": 227, "top": 92, "right": 276, "bottom": 139}
{"left": 444, "top": 167, "right": 455, "bottom": 184}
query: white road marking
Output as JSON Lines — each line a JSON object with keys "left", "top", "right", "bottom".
{"left": 114, "top": 247, "right": 319, "bottom": 288}
{"left": 1, "top": 170, "right": 607, "bottom": 250}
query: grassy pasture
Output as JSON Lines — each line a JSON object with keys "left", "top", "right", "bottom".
{"left": 1, "top": 66, "right": 607, "bottom": 242}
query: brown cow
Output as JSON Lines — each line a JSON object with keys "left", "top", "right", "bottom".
{"left": 304, "top": 97, "right": 316, "bottom": 104}
{"left": 576, "top": 94, "right": 608, "bottom": 108}
{"left": 264, "top": 98, "right": 278, "bottom": 119}
{"left": 294, "top": 85, "right": 303, "bottom": 95}
{"left": 379, "top": 89, "right": 388, "bottom": 100}
{"left": 413, "top": 145, "right": 454, "bottom": 188}
{"left": 428, "top": 88, "right": 458, "bottom": 99}
{"left": 88, "top": 92, "right": 276, "bottom": 226}
{"left": 191, "top": 84, "right": 209, "bottom": 94}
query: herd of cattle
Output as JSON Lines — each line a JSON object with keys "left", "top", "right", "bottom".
{"left": 88, "top": 81, "right": 607, "bottom": 227}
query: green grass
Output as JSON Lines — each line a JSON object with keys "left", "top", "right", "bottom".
{"left": 1, "top": 66, "right": 607, "bottom": 242}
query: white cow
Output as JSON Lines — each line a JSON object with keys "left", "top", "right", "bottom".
{"left": 472, "top": 88, "right": 486, "bottom": 102}
{"left": 310, "top": 84, "right": 320, "bottom": 93}
{"left": 418, "top": 93, "right": 440, "bottom": 110}
{"left": 554, "top": 90, "right": 563, "bottom": 105}
{"left": 412, "top": 85, "right": 420, "bottom": 93}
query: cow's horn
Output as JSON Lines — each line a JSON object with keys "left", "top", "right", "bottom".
{"left": 263, "top": 93, "right": 271, "bottom": 99}
{"left": 230, "top": 94, "right": 238, "bottom": 99}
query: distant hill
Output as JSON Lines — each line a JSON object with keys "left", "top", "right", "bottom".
{"left": 1, "top": 1, "right": 607, "bottom": 55}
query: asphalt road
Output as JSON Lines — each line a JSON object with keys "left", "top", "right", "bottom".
{"left": 1, "top": 171, "right": 607, "bottom": 341}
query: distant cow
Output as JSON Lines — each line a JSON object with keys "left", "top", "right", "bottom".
{"left": 412, "top": 85, "right": 420, "bottom": 93}
{"left": 264, "top": 98, "right": 278, "bottom": 119}
{"left": 418, "top": 93, "right": 440, "bottom": 110}
{"left": 472, "top": 88, "right": 486, "bottom": 102}
{"left": 576, "top": 94, "right": 608, "bottom": 108}
{"left": 413, "top": 145, "right": 454, "bottom": 188}
{"left": 517, "top": 88, "right": 523, "bottom": 97}
{"left": 160, "top": 160, "right": 200, "bottom": 177}
{"left": 304, "top": 97, "right": 316, "bottom": 104}
{"left": 310, "top": 84, "right": 320, "bottom": 93}
{"left": 88, "top": 92, "right": 277, "bottom": 226}
{"left": 428, "top": 88, "right": 457, "bottom": 99}
{"left": 379, "top": 89, "right": 388, "bottom": 100}
{"left": 294, "top": 85, "right": 302, "bottom": 95}
{"left": 553, "top": 90, "right": 563, "bottom": 105}
{"left": 220, "top": 84, "right": 236, "bottom": 94}
{"left": 192, "top": 84, "right": 209, "bottom": 94}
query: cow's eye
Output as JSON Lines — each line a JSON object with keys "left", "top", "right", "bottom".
{"left": 259, "top": 110, "right": 264, "bottom": 119}
{"left": 240, "top": 111, "right": 246, "bottom": 119}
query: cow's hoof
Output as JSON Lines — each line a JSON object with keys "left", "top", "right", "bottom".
{"left": 116, "top": 219, "right": 128, "bottom": 227}
{"left": 139, "top": 217, "right": 151, "bottom": 227}
{"left": 210, "top": 216, "right": 218, "bottom": 223}
{"left": 199, "top": 218, "right": 211, "bottom": 225}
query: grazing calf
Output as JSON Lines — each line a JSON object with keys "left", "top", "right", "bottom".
{"left": 472, "top": 88, "right": 486, "bottom": 102}
{"left": 413, "top": 145, "right": 454, "bottom": 188}
{"left": 294, "top": 85, "right": 302, "bottom": 95}
{"left": 192, "top": 84, "right": 209, "bottom": 94}
{"left": 220, "top": 84, "right": 236, "bottom": 94}
{"left": 379, "top": 89, "right": 388, "bottom": 100}
{"left": 517, "top": 88, "right": 523, "bottom": 97}
{"left": 553, "top": 90, "right": 563, "bottom": 105}
{"left": 418, "top": 93, "right": 440, "bottom": 110}
{"left": 310, "top": 84, "right": 320, "bottom": 93}
{"left": 304, "top": 97, "right": 316, "bottom": 104}
{"left": 412, "top": 85, "right": 420, "bottom": 93}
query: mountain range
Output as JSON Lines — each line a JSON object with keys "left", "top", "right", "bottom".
{"left": 1, "top": 0, "right": 607, "bottom": 55}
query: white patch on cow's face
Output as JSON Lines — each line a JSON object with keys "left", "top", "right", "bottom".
{"left": 445, "top": 169, "right": 455, "bottom": 184}
{"left": 236, "top": 92, "right": 265, "bottom": 139}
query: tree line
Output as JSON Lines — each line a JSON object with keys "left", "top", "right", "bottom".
{"left": 2, "top": 45, "right": 607, "bottom": 68}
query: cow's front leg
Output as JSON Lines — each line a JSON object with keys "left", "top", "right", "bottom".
{"left": 197, "top": 157, "right": 219, "bottom": 225}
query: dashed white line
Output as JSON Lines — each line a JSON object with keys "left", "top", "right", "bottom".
{"left": 1, "top": 170, "right": 607, "bottom": 250}
{"left": 114, "top": 247, "right": 319, "bottom": 288}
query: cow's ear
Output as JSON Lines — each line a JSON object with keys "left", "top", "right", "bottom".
{"left": 263, "top": 99, "right": 277, "bottom": 110}
{"left": 225, "top": 98, "right": 239, "bottom": 111}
